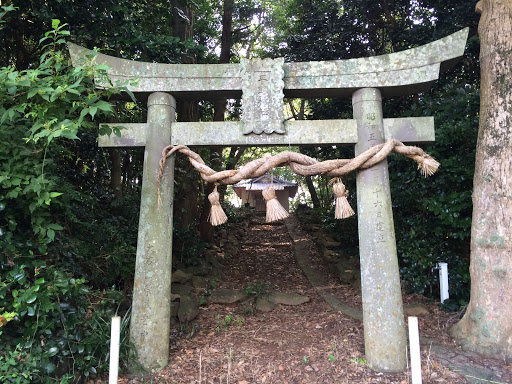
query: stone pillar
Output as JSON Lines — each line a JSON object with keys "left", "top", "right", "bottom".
{"left": 352, "top": 88, "right": 407, "bottom": 372}
{"left": 130, "top": 92, "right": 175, "bottom": 372}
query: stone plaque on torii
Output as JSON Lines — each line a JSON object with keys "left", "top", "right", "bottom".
{"left": 69, "top": 28, "right": 468, "bottom": 374}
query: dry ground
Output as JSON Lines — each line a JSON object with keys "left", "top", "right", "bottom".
{"left": 118, "top": 214, "right": 510, "bottom": 384}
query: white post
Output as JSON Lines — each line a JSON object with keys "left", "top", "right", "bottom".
{"left": 109, "top": 316, "right": 121, "bottom": 384}
{"left": 408, "top": 316, "right": 422, "bottom": 384}
{"left": 437, "top": 262, "right": 449, "bottom": 303}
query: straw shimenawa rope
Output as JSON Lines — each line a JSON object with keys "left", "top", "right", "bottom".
{"left": 158, "top": 139, "right": 438, "bottom": 186}
{"left": 157, "top": 139, "right": 440, "bottom": 224}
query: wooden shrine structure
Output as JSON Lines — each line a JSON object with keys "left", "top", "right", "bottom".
{"left": 233, "top": 174, "right": 298, "bottom": 212}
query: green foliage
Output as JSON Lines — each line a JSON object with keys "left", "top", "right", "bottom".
{"left": 0, "top": 16, "right": 139, "bottom": 306}
{"left": 0, "top": 311, "right": 17, "bottom": 323}
{"left": 0, "top": 262, "right": 134, "bottom": 383}
{"left": 215, "top": 314, "right": 244, "bottom": 332}
{"left": 0, "top": 4, "right": 16, "bottom": 27}
{"left": 220, "top": 200, "right": 252, "bottom": 224}
{"left": 0, "top": 20, "right": 135, "bottom": 382}
{"left": 244, "top": 281, "right": 271, "bottom": 298}
{"left": 0, "top": 0, "right": 208, "bottom": 68}
{"left": 0, "top": 19, "right": 126, "bottom": 255}
{"left": 390, "top": 84, "right": 478, "bottom": 304}
{"left": 349, "top": 357, "right": 367, "bottom": 365}
{"left": 44, "top": 175, "right": 139, "bottom": 288}
{"left": 173, "top": 223, "right": 208, "bottom": 267}
{"left": 0, "top": 344, "right": 39, "bottom": 384}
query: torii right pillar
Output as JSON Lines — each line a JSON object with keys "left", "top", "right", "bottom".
{"left": 353, "top": 88, "right": 406, "bottom": 372}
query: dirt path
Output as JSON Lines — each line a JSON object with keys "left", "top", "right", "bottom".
{"left": 121, "top": 213, "right": 511, "bottom": 383}
{"left": 285, "top": 215, "right": 512, "bottom": 384}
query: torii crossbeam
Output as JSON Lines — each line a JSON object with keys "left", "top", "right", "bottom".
{"left": 69, "top": 28, "right": 468, "bottom": 374}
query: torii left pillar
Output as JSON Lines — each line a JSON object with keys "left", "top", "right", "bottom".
{"left": 129, "top": 92, "right": 176, "bottom": 372}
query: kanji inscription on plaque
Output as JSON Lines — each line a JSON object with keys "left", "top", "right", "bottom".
{"left": 241, "top": 57, "right": 286, "bottom": 135}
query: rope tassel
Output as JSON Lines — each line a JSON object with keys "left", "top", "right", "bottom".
{"left": 417, "top": 156, "right": 440, "bottom": 177}
{"left": 208, "top": 185, "right": 228, "bottom": 226}
{"left": 332, "top": 178, "right": 355, "bottom": 219}
{"left": 262, "top": 186, "right": 289, "bottom": 223}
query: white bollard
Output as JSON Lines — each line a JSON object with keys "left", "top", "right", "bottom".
{"left": 408, "top": 316, "right": 422, "bottom": 384}
{"left": 437, "top": 262, "right": 449, "bottom": 303}
{"left": 109, "top": 316, "right": 121, "bottom": 384}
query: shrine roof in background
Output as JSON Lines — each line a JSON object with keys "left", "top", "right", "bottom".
{"left": 232, "top": 174, "right": 299, "bottom": 198}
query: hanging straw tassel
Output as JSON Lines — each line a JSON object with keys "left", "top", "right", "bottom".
{"left": 331, "top": 178, "right": 355, "bottom": 219}
{"left": 208, "top": 185, "right": 228, "bottom": 226}
{"left": 262, "top": 186, "right": 289, "bottom": 223}
{"left": 417, "top": 155, "right": 440, "bottom": 177}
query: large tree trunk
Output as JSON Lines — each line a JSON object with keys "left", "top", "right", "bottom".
{"left": 109, "top": 148, "right": 123, "bottom": 200}
{"left": 292, "top": 99, "right": 321, "bottom": 209}
{"left": 451, "top": 0, "right": 512, "bottom": 362}
{"left": 170, "top": 0, "right": 201, "bottom": 228}
{"left": 198, "top": 148, "right": 223, "bottom": 242}
{"left": 199, "top": 0, "right": 234, "bottom": 242}
{"left": 106, "top": 109, "right": 123, "bottom": 200}
{"left": 298, "top": 147, "right": 321, "bottom": 209}
{"left": 305, "top": 175, "right": 320, "bottom": 209}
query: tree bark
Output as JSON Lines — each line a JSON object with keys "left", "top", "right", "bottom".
{"left": 291, "top": 99, "right": 321, "bottom": 209}
{"left": 169, "top": 0, "right": 201, "bottom": 228}
{"left": 109, "top": 148, "right": 123, "bottom": 200}
{"left": 305, "top": 175, "right": 320, "bottom": 209}
{"left": 199, "top": 0, "right": 234, "bottom": 242}
{"left": 198, "top": 149, "right": 222, "bottom": 242}
{"left": 298, "top": 147, "right": 321, "bottom": 209}
{"left": 219, "top": 146, "right": 246, "bottom": 203}
{"left": 451, "top": 0, "right": 512, "bottom": 362}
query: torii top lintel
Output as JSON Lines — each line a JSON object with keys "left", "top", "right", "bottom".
{"left": 68, "top": 28, "right": 468, "bottom": 101}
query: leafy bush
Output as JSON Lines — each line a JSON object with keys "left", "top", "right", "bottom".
{"left": 0, "top": 17, "right": 135, "bottom": 381}
{"left": 0, "top": 344, "right": 39, "bottom": 384}
{"left": 390, "top": 84, "right": 477, "bottom": 306}
{"left": 0, "top": 18, "right": 128, "bottom": 258}
{"left": 0, "top": 262, "right": 134, "bottom": 383}
{"left": 173, "top": 222, "right": 207, "bottom": 267}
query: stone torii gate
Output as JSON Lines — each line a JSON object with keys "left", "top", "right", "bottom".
{"left": 69, "top": 28, "right": 468, "bottom": 374}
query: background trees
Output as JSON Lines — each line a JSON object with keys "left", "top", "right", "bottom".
{"left": 0, "top": 0, "right": 489, "bottom": 380}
